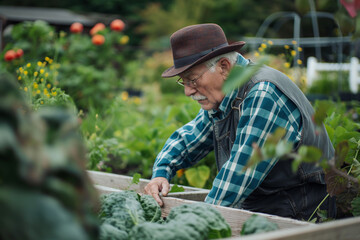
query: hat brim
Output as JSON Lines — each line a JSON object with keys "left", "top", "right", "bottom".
{"left": 162, "top": 41, "right": 246, "bottom": 78}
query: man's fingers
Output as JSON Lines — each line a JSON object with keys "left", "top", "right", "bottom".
{"left": 151, "top": 192, "right": 163, "bottom": 207}
{"left": 161, "top": 181, "right": 170, "bottom": 196}
{"left": 147, "top": 183, "right": 164, "bottom": 206}
{"left": 144, "top": 177, "right": 169, "bottom": 206}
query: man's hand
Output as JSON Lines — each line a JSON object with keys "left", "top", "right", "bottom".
{"left": 144, "top": 177, "right": 170, "bottom": 207}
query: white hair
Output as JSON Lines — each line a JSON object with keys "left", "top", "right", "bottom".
{"left": 205, "top": 51, "right": 238, "bottom": 72}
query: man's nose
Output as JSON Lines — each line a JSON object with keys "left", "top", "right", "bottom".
{"left": 184, "top": 84, "right": 196, "bottom": 96}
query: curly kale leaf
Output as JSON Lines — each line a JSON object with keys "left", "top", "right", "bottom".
{"left": 241, "top": 214, "right": 279, "bottom": 235}
{"left": 139, "top": 194, "right": 162, "bottom": 222}
{"left": 99, "top": 191, "right": 145, "bottom": 233}
{"left": 166, "top": 203, "right": 232, "bottom": 239}
{"left": 128, "top": 212, "right": 209, "bottom": 240}
{"left": 99, "top": 223, "right": 128, "bottom": 240}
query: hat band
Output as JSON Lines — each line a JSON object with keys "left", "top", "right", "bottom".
{"left": 173, "top": 43, "right": 228, "bottom": 69}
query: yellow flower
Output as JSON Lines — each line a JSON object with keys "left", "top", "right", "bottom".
{"left": 267, "top": 40, "right": 273, "bottom": 45}
{"left": 292, "top": 40, "right": 297, "bottom": 45}
{"left": 46, "top": 93, "right": 50, "bottom": 98}
{"left": 121, "top": 91, "right": 129, "bottom": 101}
{"left": 34, "top": 71, "right": 38, "bottom": 77}
{"left": 40, "top": 78, "right": 44, "bottom": 82}
{"left": 297, "top": 59, "right": 303, "bottom": 65}
{"left": 33, "top": 82, "right": 38, "bottom": 89}
{"left": 37, "top": 61, "right": 42, "bottom": 67}
{"left": 44, "top": 89, "right": 48, "bottom": 94}
{"left": 45, "top": 57, "right": 50, "bottom": 62}
{"left": 133, "top": 97, "right": 141, "bottom": 105}
{"left": 36, "top": 89, "right": 41, "bottom": 94}
{"left": 24, "top": 71, "right": 28, "bottom": 75}
{"left": 40, "top": 69, "right": 45, "bottom": 74}
{"left": 19, "top": 67, "right": 23, "bottom": 73}
{"left": 284, "top": 62, "right": 291, "bottom": 68}
{"left": 261, "top": 43, "right": 267, "bottom": 49}
{"left": 254, "top": 51, "right": 260, "bottom": 57}
{"left": 114, "top": 130, "right": 122, "bottom": 137}
{"left": 119, "top": 35, "right": 129, "bottom": 45}
{"left": 284, "top": 45, "right": 289, "bottom": 49}
{"left": 47, "top": 83, "right": 51, "bottom": 89}
{"left": 48, "top": 59, "right": 53, "bottom": 64}
{"left": 24, "top": 87, "right": 28, "bottom": 92}
{"left": 298, "top": 47, "right": 303, "bottom": 52}
{"left": 45, "top": 73, "right": 49, "bottom": 78}
{"left": 18, "top": 76, "right": 21, "bottom": 80}
{"left": 291, "top": 50, "right": 296, "bottom": 56}
{"left": 41, "top": 101, "right": 44, "bottom": 104}
{"left": 52, "top": 91, "right": 57, "bottom": 96}
{"left": 258, "top": 47, "right": 264, "bottom": 52}
{"left": 26, "top": 63, "right": 31, "bottom": 68}
{"left": 42, "top": 62, "right": 47, "bottom": 67}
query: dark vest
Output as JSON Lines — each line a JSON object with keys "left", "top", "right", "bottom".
{"left": 212, "top": 65, "right": 334, "bottom": 198}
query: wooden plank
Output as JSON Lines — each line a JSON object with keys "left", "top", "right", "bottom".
{"left": 167, "top": 190, "right": 209, "bottom": 201}
{"left": 87, "top": 170, "right": 204, "bottom": 194}
{"left": 94, "top": 184, "right": 122, "bottom": 194}
{"left": 236, "top": 216, "right": 360, "bottom": 240}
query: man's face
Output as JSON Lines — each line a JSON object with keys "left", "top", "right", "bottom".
{"left": 179, "top": 60, "right": 226, "bottom": 111}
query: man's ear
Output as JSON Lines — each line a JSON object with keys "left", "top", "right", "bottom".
{"left": 219, "top": 58, "right": 231, "bottom": 77}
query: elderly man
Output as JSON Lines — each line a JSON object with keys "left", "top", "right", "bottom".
{"left": 144, "top": 23, "right": 336, "bottom": 220}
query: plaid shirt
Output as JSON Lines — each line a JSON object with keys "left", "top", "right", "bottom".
{"left": 152, "top": 55, "right": 302, "bottom": 207}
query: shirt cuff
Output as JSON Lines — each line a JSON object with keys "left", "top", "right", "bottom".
{"left": 151, "top": 169, "right": 171, "bottom": 181}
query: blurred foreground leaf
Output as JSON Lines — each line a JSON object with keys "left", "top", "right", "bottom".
{"left": 223, "top": 57, "right": 269, "bottom": 94}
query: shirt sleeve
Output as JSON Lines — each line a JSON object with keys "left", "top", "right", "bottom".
{"left": 205, "top": 82, "right": 302, "bottom": 207}
{"left": 151, "top": 108, "right": 214, "bottom": 181}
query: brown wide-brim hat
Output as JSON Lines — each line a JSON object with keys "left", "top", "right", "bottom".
{"left": 162, "top": 23, "right": 246, "bottom": 78}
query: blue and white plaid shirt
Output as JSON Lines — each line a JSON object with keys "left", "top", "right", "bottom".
{"left": 152, "top": 54, "right": 302, "bottom": 207}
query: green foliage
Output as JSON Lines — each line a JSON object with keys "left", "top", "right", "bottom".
{"left": 0, "top": 188, "right": 89, "bottom": 240}
{"left": 99, "top": 223, "right": 128, "bottom": 240}
{"left": 169, "top": 184, "right": 185, "bottom": 193}
{"left": 132, "top": 173, "right": 141, "bottom": 185}
{"left": 240, "top": 214, "right": 279, "bottom": 235}
{"left": 184, "top": 165, "right": 210, "bottom": 188}
{"left": 307, "top": 71, "right": 350, "bottom": 95}
{"left": 82, "top": 89, "right": 216, "bottom": 184}
{"left": 222, "top": 57, "right": 269, "bottom": 94}
{"left": 129, "top": 213, "right": 209, "bottom": 240}
{"left": 0, "top": 74, "right": 100, "bottom": 239}
{"left": 2, "top": 20, "right": 130, "bottom": 111}
{"left": 166, "top": 203, "right": 232, "bottom": 239}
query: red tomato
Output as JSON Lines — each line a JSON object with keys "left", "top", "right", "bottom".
{"left": 15, "top": 49, "right": 24, "bottom": 58}
{"left": 70, "top": 22, "right": 84, "bottom": 33}
{"left": 110, "top": 19, "right": 125, "bottom": 32}
{"left": 90, "top": 23, "right": 106, "bottom": 35}
{"left": 92, "top": 34, "right": 105, "bottom": 45}
{"left": 4, "top": 50, "right": 16, "bottom": 62}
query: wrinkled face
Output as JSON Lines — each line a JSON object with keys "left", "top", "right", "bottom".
{"left": 179, "top": 59, "right": 229, "bottom": 110}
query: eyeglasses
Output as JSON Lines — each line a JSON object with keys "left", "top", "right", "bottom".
{"left": 176, "top": 66, "right": 212, "bottom": 88}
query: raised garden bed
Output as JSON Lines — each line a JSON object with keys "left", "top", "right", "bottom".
{"left": 88, "top": 170, "right": 311, "bottom": 237}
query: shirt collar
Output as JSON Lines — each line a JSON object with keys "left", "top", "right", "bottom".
{"left": 209, "top": 53, "right": 249, "bottom": 116}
